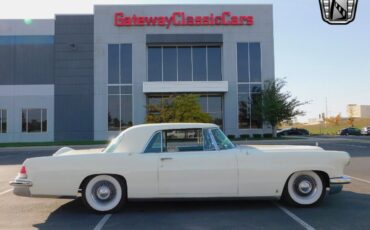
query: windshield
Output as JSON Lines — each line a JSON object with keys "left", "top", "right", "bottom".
{"left": 210, "top": 128, "right": 235, "bottom": 150}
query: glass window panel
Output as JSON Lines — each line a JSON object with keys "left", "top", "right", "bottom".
{"left": 148, "top": 47, "right": 162, "bottom": 81}
{"left": 121, "top": 86, "right": 132, "bottom": 94}
{"left": 148, "top": 96, "right": 162, "bottom": 106}
{"left": 121, "top": 95, "right": 132, "bottom": 129}
{"left": 42, "top": 109, "right": 47, "bottom": 132}
{"left": 27, "top": 109, "right": 41, "bottom": 132}
{"left": 108, "top": 95, "right": 120, "bottom": 131}
{"left": 120, "top": 44, "right": 132, "bottom": 84}
{"left": 144, "top": 132, "right": 162, "bottom": 153}
{"left": 210, "top": 112, "right": 223, "bottom": 128}
{"left": 238, "top": 94, "right": 250, "bottom": 129}
{"left": 203, "top": 129, "right": 216, "bottom": 151}
{"left": 108, "top": 86, "right": 120, "bottom": 95}
{"left": 164, "top": 129, "right": 203, "bottom": 152}
{"left": 178, "top": 47, "right": 192, "bottom": 81}
{"left": 1, "top": 110, "right": 6, "bottom": 133}
{"left": 207, "top": 46, "right": 222, "bottom": 81}
{"left": 208, "top": 96, "right": 222, "bottom": 113}
{"left": 250, "top": 84, "right": 262, "bottom": 93}
{"left": 251, "top": 93, "right": 263, "bottom": 128}
{"left": 238, "top": 84, "right": 249, "bottom": 94}
{"left": 237, "top": 43, "right": 249, "bottom": 82}
{"left": 199, "top": 96, "right": 207, "bottom": 112}
{"left": 108, "top": 44, "right": 119, "bottom": 84}
{"left": 192, "top": 47, "right": 207, "bottom": 81}
{"left": 147, "top": 96, "right": 162, "bottom": 114}
{"left": 211, "top": 128, "right": 235, "bottom": 150}
{"left": 249, "top": 43, "right": 262, "bottom": 82}
{"left": 163, "top": 47, "right": 177, "bottom": 81}
{"left": 22, "top": 109, "right": 27, "bottom": 132}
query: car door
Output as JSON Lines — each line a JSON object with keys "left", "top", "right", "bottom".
{"left": 158, "top": 128, "right": 238, "bottom": 197}
{"left": 236, "top": 146, "right": 284, "bottom": 197}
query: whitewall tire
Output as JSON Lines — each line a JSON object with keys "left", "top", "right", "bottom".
{"left": 283, "top": 171, "right": 326, "bottom": 206}
{"left": 82, "top": 175, "right": 126, "bottom": 213}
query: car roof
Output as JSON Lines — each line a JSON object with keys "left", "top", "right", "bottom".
{"left": 112, "top": 123, "right": 219, "bottom": 153}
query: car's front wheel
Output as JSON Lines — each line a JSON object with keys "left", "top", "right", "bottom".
{"left": 282, "top": 171, "right": 326, "bottom": 206}
{"left": 82, "top": 175, "right": 126, "bottom": 213}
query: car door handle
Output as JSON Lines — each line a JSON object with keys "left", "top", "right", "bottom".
{"left": 160, "top": 157, "right": 173, "bottom": 161}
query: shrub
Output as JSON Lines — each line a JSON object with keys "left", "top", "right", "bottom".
{"left": 227, "top": 135, "right": 236, "bottom": 139}
{"left": 253, "top": 134, "right": 262, "bottom": 139}
{"left": 240, "top": 134, "right": 249, "bottom": 139}
{"left": 263, "top": 133, "right": 273, "bottom": 138}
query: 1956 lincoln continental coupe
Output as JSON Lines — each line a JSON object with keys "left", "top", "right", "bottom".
{"left": 10, "top": 123, "right": 351, "bottom": 212}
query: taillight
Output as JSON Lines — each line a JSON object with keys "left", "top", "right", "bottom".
{"left": 18, "top": 165, "right": 27, "bottom": 179}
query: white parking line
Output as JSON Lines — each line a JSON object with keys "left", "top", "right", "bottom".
{"left": 94, "top": 214, "right": 112, "bottom": 230}
{"left": 350, "top": 176, "right": 370, "bottom": 184}
{"left": 0, "top": 189, "right": 12, "bottom": 196}
{"left": 274, "top": 203, "right": 315, "bottom": 230}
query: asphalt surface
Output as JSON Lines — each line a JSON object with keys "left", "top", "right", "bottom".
{"left": 0, "top": 136, "right": 369, "bottom": 229}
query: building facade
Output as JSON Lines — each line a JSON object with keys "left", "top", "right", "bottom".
{"left": 347, "top": 104, "right": 370, "bottom": 118}
{"left": 0, "top": 4, "right": 275, "bottom": 142}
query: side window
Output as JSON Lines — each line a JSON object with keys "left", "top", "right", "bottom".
{"left": 211, "top": 128, "right": 235, "bottom": 150}
{"left": 144, "top": 132, "right": 162, "bottom": 153}
{"left": 164, "top": 129, "right": 204, "bottom": 152}
{"left": 203, "top": 129, "right": 216, "bottom": 151}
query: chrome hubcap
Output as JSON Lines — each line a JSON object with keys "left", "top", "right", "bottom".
{"left": 91, "top": 180, "right": 116, "bottom": 203}
{"left": 96, "top": 185, "right": 111, "bottom": 200}
{"left": 293, "top": 175, "right": 317, "bottom": 197}
{"left": 298, "top": 180, "right": 312, "bottom": 194}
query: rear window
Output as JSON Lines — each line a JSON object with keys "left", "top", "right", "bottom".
{"left": 163, "top": 129, "right": 204, "bottom": 152}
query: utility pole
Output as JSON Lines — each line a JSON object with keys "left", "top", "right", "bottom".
{"left": 325, "top": 97, "right": 328, "bottom": 119}
{"left": 323, "top": 97, "right": 328, "bottom": 134}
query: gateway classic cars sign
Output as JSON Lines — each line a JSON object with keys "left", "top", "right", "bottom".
{"left": 114, "top": 11, "right": 254, "bottom": 28}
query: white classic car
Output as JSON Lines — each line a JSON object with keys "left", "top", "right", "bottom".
{"left": 10, "top": 123, "right": 351, "bottom": 213}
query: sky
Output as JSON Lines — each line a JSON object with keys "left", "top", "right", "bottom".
{"left": 0, "top": 0, "right": 369, "bottom": 122}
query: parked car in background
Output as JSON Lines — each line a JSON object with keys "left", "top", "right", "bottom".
{"left": 337, "top": 127, "right": 361, "bottom": 136}
{"left": 277, "top": 128, "right": 309, "bottom": 137}
{"left": 361, "top": 126, "right": 370, "bottom": 135}
{"left": 10, "top": 123, "right": 350, "bottom": 213}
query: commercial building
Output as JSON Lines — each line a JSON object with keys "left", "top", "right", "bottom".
{"left": 347, "top": 104, "right": 370, "bottom": 118}
{"left": 0, "top": 4, "right": 275, "bottom": 142}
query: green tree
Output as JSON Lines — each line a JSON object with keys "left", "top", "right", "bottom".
{"left": 146, "top": 94, "right": 212, "bottom": 123}
{"left": 254, "top": 79, "right": 308, "bottom": 137}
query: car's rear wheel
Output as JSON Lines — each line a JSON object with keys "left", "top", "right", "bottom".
{"left": 283, "top": 171, "right": 326, "bottom": 206}
{"left": 82, "top": 175, "right": 126, "bottom": 213}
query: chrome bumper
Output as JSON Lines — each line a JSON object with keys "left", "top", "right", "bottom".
{"left": 329, "top": 176, "right": 351, "bottom": 195}
{"left": 330, "top": 176, "right": 351, "bottom": 185}
{"left": 9, "top": 179, "right": 33, "bottom": 197}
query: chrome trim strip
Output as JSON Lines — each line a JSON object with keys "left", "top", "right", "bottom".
{"left": 9, "top": 179, "right": 33, "bottom": 187}
{"left": 330, "top": 176, "right": 351, "bottom": 184}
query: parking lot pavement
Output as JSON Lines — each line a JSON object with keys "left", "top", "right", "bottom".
{"left": 0, "top": 136, "right": 370, "bottom": 229}
{"left": 287, "top": 181, "right": 370, "bottom": 230}
{"left": 104, "top": 200, "right": 304, "bottom": 230}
